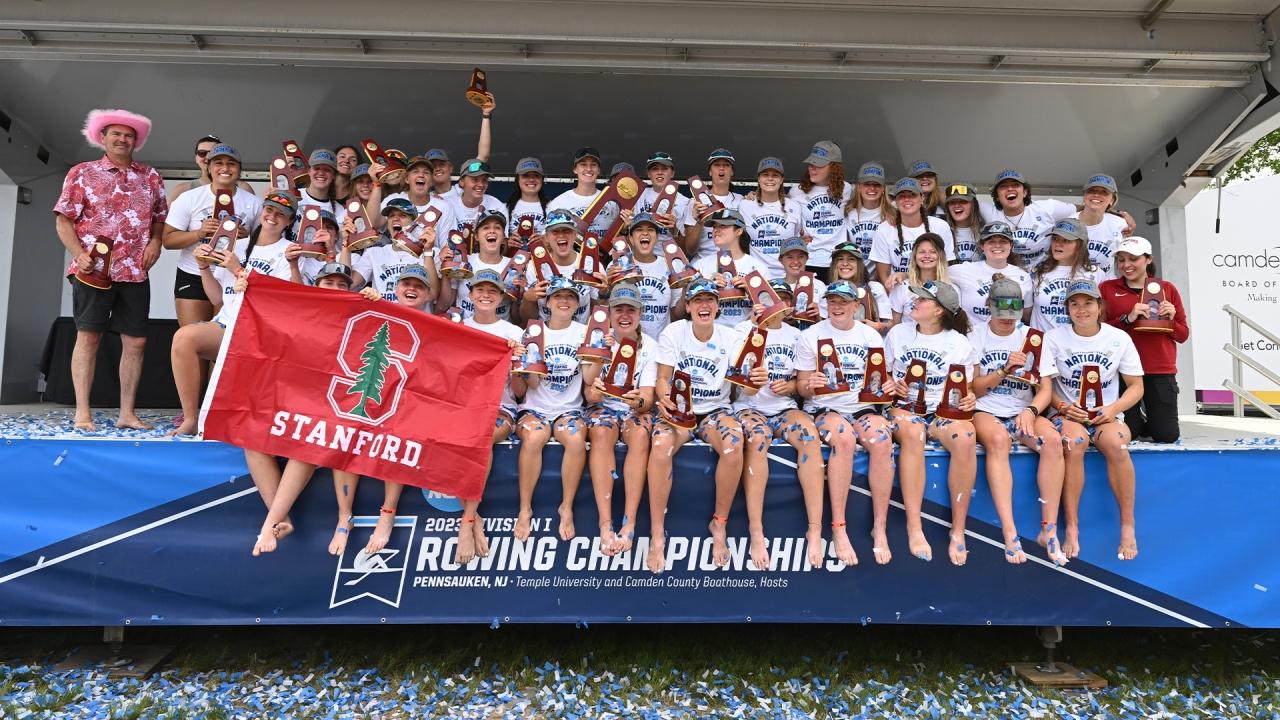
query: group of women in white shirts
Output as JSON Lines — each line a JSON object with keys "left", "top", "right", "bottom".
{"left": 164, "top": 132, "right": 1153, "bottom": 573}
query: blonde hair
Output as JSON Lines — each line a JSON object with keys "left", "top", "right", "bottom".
{"left": 907, "top": 234, "right": 950, "bottom": 287}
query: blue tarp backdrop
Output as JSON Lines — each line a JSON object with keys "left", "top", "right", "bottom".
{"left": 0, "top": 439, "right": 1275, "bottom": 627}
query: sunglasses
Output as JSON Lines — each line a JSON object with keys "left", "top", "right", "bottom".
{"left": 195, "top": 150, "right": 211, "bottom": 158}
{"left": 992, "top": 297, "right": 1025, "bottom": 311}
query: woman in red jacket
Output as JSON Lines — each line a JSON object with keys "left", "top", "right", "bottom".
{"left": 1100, "top": 237, "right": 1189, "bottom": 442}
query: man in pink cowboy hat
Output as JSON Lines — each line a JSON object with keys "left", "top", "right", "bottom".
{"left": 53, "top": 108, "right": 168, "bottom": 432}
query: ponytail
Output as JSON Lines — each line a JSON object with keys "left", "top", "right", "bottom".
{"left": 941, "top": 306, "right": 971, "bottom": 335}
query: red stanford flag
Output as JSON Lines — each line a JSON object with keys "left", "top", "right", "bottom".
{"left": 200, "top": 274, "right": 510, "bottom": 500}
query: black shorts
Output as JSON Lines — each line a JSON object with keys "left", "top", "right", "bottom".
{"left": 69, "top": 276, "right": 150, "bottom": 337}
{"left": 173, "top": 268, "right": 210, "bottom": 302}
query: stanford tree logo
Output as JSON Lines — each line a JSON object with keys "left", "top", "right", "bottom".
{"left": 346, "top": 322, "right": 393, "bottom": 417}
{"left": 327, "top": 311, "right": 420, "bottom": 426}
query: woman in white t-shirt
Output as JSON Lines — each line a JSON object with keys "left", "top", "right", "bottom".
{"left": 607, "top": 212, "right": 683, "bottom": 338}
{"left": 682, "top": 148, "right": 744, "bottom": 260}
{"left": 1075, "top": 173, "right": 1131, "bottom": 275}
{"left": 827, "top": 241, "right": 891, "bottom": 334}
{"left": 978, "top": 168, "right": 1076, "bottom": 270}
{"left": 968, "top": 275, "right": 1068, "bottom": 567}
{"left": 739, "top": 157, "right": 802, "bottom": 278}
{"left": 583, "top": 284, "right": 658, "bottom": 557}
{"left": 1044, "top": 279, "right": 1144, "bottom": 562}
{"left": 787, "top": 140, "right": 852, "bottom": 271}
{"left": 504, "top": 157, "right": 549, "bottom": 245}
{"left": 648, "top": 278, "right": 745, "bottom": 574}
{"left": 942, "top": 183, "right": 982, "bottom": 264}
{"left": 514, "top": 277, "right": 597, "bottom": 543}
{"left": 521, "top": 210, "right": 600, "bottom": 324}
{"left": 948, "top": 221, "right": 1034, "bottom": 323}
{"left": 731, "top": 282, "right": 817, "bottom": 570}
{"left": 795, "top": 281, "right": 898, "bottom": 567}
{"left": 692, "top": 208, "right": 766, "bottom": 328}
{"left": 438, "top": 209, "right": 511, "bottom": 321}
{"left": 1030, "top": 217, "right": 1108, "bottom": 332}
{"left": 777, "top": 237, "right": 826, "bottom": 326}
{"left": 883, "top": 281, "right": 978, "bottom": 566}
{"left": 843, "top": 161, "right": 892, "bottom": 267}
{"left": 888, "top": 234, "right": 950, "bottom": 330}
{"left": 870, "top": 178, "right": 955, "bottom": 290}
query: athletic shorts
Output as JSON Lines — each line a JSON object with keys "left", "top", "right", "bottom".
{"left": 173, "top": 268, "right": 211, "bottom": 302}
{"left": 517, "top": 408, "right": 585, "bottom": 426}
{"left": 815, "top": 407, "right": 882, "bottom": 426}
{"left": 587, "top": 404, "right": 654, "bottom": 428}
{"left": 69, "top": 276, "right": 149, "bottom": 337}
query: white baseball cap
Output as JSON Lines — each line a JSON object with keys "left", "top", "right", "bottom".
{"left": 1114, "top": 236, "right": 1153, "bottom": 257}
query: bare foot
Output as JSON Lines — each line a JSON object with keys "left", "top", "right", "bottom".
{"left": 646, "top": 534, "right": 666, "bottom": 574}
{"left": 908, "top": 529, "right": 932, "bottom": 562}
{"left": 364, "top": 512, "right": 395, "bottom": 554}
{"left": 708, "top": 516, "right": 729, "bottom": 567}
{"left": 328, "top": 517, "right": 353, "bottom": 555}
{"left": 167, "top": 418, "right": 198, "bottom": 437}
{"left": 599, "top": 522, "right": 618, "bottom": 557}
{"left": 455, "top": 519, "right": 477, "bottom": 565}
{"left": 514, "top": 508, "right": 533, "bottom": 541}
{"left": 273, "top": 518, "right": 294, "bottom": 540}
{"left": 831, "top": 523, "right": 858, "bottom": 567}
{"left": 472, "top": 515, "right": 490, "bottom": 558}
{"left": 1117, "top": 525, "right": 1138, "bottom": 560}
{"left": 73, "top": 415, "right": 97, "bottom": 432}
{"left": 252, "top": 527, "right": 278, "bottom": 556}
{"left": 749, "top": 529, "right": 769, "bottom": 570}
{"left": 116, "top": 414, "right": 154, "bottom": 430}
{"left": 1036, "top": 523, "right": 1068, "bottom": 566}
{"left": 613, "top": 516, "right": 636, "bottom": 555}
{"left": 948, "top": 533, "right": 968, "bottom": 566}
{"left": 870, "top": 526, "right": 892, "bottom": 565}
{"left": 805, "top": 523, "right": 824, "bottom": 568}
{"left": 558, "top": 505, "right": 576, "bottom": 541}
{"left": 1003, "top": 535, "right": 1026, "bottom": 564}
{"left": 1062, "top": 524, "right": 1081, "bottom": 559}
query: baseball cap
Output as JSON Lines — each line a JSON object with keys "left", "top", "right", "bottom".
{"left": 1049, "top": 218, "right": 1086, "bottom": 242}
{"left": 684, "top": 276, "right": 720, "bottom": 302}
{"left": 824, "top": 280, "right": 859, "bottom": 300}
{"left": 515, "top": 157, "right": 544, "bottom": 176}
{"left": 308, "top": 149, "right": 336, "bottom": 169}
{"left": 469, "top": 268, "right": 503, "bottom": 290}
{"left": 831, "top": 241, "right": 863, "bottom": 259}
{"left": 381, "top": 197, "right": 419, "bottom": 219}
{"left": 628, "top": 211, "right": 660, "bottom": 232}
{"left": 857, "top": 161, "right": 887, "bottom": 184}
{"left": 397, "top": 265, "right": 431, "bottom": 286}
{"left": 402, "top": 155, "right": 431, "bottom": 171}
{"left": 315, "top": 262, "right": 353, "bottom": 286}
{"left": 544, "top": 209, "right": 579, "bottom": 231}
{"left": 891, "top": 177, "right": 922, "bottom": 197}
{"left": 546, "top": 275, "right": 579, "bottom": 297}
{"left": 987, "top": 273, "right": 1025, "bottom": 320}
{"left": 610, "top": 161, "right": 635, "bottom": 178}
{"left": 980, "top": 221, "right": 1015, "bottom": 241}
{"left": 646, "top": 151, "right": 674, "bottom": 168}
{"left": 995, "top": 168, "right": 1028, "bottom": 186}
{"left": 757, "top": 157, "right": 785, "bottom": 175}
{"left": 425, "top": 149, "right": 450, "bottom": 163}
{"left": 206, "top": 144, "right": 240, "bottom": 163}
{"left": 608, "top": 282, "right": 643, "bottom": 308}
{"left": 768, "top": 278, "right": 794, "bottom": 297}
{"left": 702, "top": 207, "right": 745, "bottom": 228}
{"left": 707, "top": 148, "right": 736, "bottom": 166}
{"left": 385, "top": 149, "right": 408, "bottom": 164}
{"left": 803, "top": 140, "right": 842, "bottom": 167}
{"left": 778, "top": 236, "right": 809, "bottom": 257}
{"left": 910, "top": 280, "right": 961, "bottom": 314}
{"left": 1084, "top": 173, "right": 1118, "bottom": 193}
{"left": 459, "top": 158, "right": 492, "bottom": 178}
{"left": 351, "top": 163, "right": 372, "bottom": 181}
{"left": 475, "top": 208, "right": 507, "bottom": 229}
{"left": 316, "top": 208, "right": 339, "bottom": 227}
{"left": 1065, "top": 278, "right": 1102, "bottom": 300}
{"left": 262, "top": 190, "right": 298, "bottom": 218}
{"left": 908, "top": 160, "right": 937, "bottom": 177}
{"left": 945, "top": 183, "right": 977, "bottom": 203}
{"left": 1114, "top": 236, "right": 1153, "bottom": 257}
{"left": 572, "top": 147, "right": 601, "bottom": 164}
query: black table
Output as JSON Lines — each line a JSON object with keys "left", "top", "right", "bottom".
{"left": 40, "top": 317, "right": 180, "bottom": 408}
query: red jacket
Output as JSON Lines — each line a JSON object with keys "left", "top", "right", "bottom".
{"left": 1100, "top": 277, "right": 1189, "bottom": 375}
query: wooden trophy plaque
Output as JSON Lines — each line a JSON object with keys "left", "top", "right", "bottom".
{"left": 296, "top": 208, "right": 331, "bottom": 259}
{"left": 1134, "top": 280, "right": 1174, "bottom": 333}
{"left": 502, "top": 249, "right": 531, "bottom": 301}
{"left": 792, "top": 273, "right": 819, "bottom": 324}
{"left": 579, "top": 168, "right": 643, "bottom": 235}
{"left": 601, "top": 337, "right": 639, "bottom": 399}
{"left": 444, "top": 306, "right": 464, "bottom": 324}
{"left": 744, "top": 271, "right": 787, "bottom": 326}
{"left": 662, "top": 241, "right": 699, "bottom": 288}
{"left": 1007, "top": 328, "right": 1043, "bottom": 386}
{"left": 391, "top": 228, "right": 425, "bottom": 258}
{"left": 608, "top": 238, "right": 644, "bottom": 285}
{"left": 1076, "top": 364, "right": 1103, "bottom": 421}
{"left": 344, "top": 200, "right": 381, "bottom": 252}
{"left": 716, "top": 251, "right": 747, "bottom": 301}
{"left": 203, "top": 219, "right": 239, "bottom": 267}
{"left": 650, "top": 182, "right": 680, "bottom": 219}
{"left": 212, "top": 190, "right": 235, "bottom": 226}
{"left": 514, "top": 320, "right": 549, "bottom": 376}
{"left": 531, "top": 245, "right": 561, "bottom": 283}
{"left": 577, "top": 303, "right": 613, "bottom": 364}
{"left": 269, "top": 156, "right": 298, "bottom": 197}
{"left": 516, "top": 215, "right": 537, "bottom": 247}
{"left": 441, "top": 230, "right": 473, "bottom": 279}
{"left": 686, "top": 175, "right": 724, "bottom": 223}
{"left": 574, "top": 232, "right": 606, "bottom": 289}
{"left": 466, "top": 68, "right": 493, "bottom": 109}
{"left": 814, "top": 339, "right": 851, "bottom": 396}
{"left": 667, "top": 370, "right": 697, "bottom": 430}
{"left": 899, "top": 359, "right": 929, "bottom": 415}
{"left": 74, "top": 236, "right": 113, "bottom": 290}
{"left": 361, "top": 138, "right": 406, "bottom": 186}
{"left": 282, "top": 140, "right": 309, "bottom": 188}
{"left": 934, "top": 364, "right": 972, "bottom": 420}
{"left": 726, "top": 327, "right": 768, "bottom": 389}
{"left": 859, "top": 347, "right": 894, "bottom": 404}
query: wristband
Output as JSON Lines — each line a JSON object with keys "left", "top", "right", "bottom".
{"left": 482, "top": 113, "right": 493, "bottom": 119}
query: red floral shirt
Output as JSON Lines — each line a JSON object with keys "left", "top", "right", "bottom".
{"left": 54, "top": 156, "right": 168, "bottom": 283}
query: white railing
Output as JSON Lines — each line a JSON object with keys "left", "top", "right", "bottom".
{"left": 1222, "top": 304, "right": 1280, "bottom": 420}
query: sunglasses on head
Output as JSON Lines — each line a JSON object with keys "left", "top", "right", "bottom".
{"left": 992, "top": 297, "right": 1024, "bottom": 311}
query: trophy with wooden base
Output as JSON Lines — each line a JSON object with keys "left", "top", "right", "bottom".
{"left": 502, "top": 249, "right": 531, "bottom": 302}
{"left": 1077, "top": 364, "right": 1103, "bottom": 421}
{"left": 744, "top": 271, "right": 787, "bottom": 325}
{"left": 514, "top": 320, "right": 548, "bottom": 376}
{"left": 726, "top": 327, "right": 768, "bottom": 389}
{"left": 601, "top": 337, "right": 638, "bottom": 399}
{"left": 899, "top": 359, "right": 929, "bottom": 415}
{"left": 859, "top": 347, "right": 894, "bottom": 404}
{"left": 662, "top": 241, "right": 699, "bottom": 288}
{"left": 282, "top": 140, "right": 309, "bottom": 188}
{"left": 650, "top": 183, "right": 680, "bottom": 219}
{"left": 1134, "top": 280, "right": 1174, "bottom": 333}
{"left": 577, "top": 303, "right": 612, "bottom": 364}
{"left": 608, "top": 238, "right": 644, "bottom": 285}
{"left": 344, "top": 200, "right": 381, "bottom": 251}
{"left": 574, "top": 232, "right": 606, "bottom": 289}
{"left": 74, "top": 237, "right": 113, "bottom": 290}
{"left": 199, "top": 219, "right": 239, "bottom": 268}
{"left": 1007, "top": 328, "right": 1044, "bottom": 386}
{"left": 935, "top": 364, "right": 973, "bottom": 421}
{"left": 212, "top": 190, "right": 235, "bottom": 225}
{"left": 361, "top": 138, "right": 406, "bottom": 186}
{"left": 516, "top": 215, "right": 537, "bottom": 246}
{"left": 687, "top": 175, "right": 724, "bottom": 223}
{"left": 296, "top": 208, "right": 331, "bottom": 259}
{"left": 269, "top": 156, "right": 298, "bottom": 197}
{"left": 441, "top": 231, "right": 473, "bottom": 280}
{"left": 666, "top": 370, "right": 697, "bottom": 430}
{"left": 531, "top": 245, "right": 561, "bottom": 283}
{"left": 466, "top": 68, "right": 494, "bottom": 109}
{"left": 579, "top": 168, "right": 642, "bottom": 235}
{"left": 814, "top": 339, "right": 850, "bottom": 396}
{"left": 716, "top": 252, "right": 746, "bottom": 301}
{"left": 792, "top": 273, "right": 820, "bottom": 325}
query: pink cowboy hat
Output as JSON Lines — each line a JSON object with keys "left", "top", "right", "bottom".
{"left": 82, "top": 108, "right": 152, "bottom": 150}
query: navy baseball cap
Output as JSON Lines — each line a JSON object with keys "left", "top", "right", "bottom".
{"left": 610, "top": 161, "right": 635, "bottom": 178}
{"left": 470, "top": 268, "right": 503, "bottom": 290}
{"left": 608, "top": 282, "right": 643, "bottom": 308}
{"left": 702, "top": 207, "right": 745, "bottom": 228}
{"left": 546, "top": 275, "right": 579, "bottom": 297}
{"left": 308, "top": 149, "right": 336, "bottom": 169}
{"left": 857, "top": 161, "right": 886, "bottom": 184}
{"left": 573, "top": 147, "right": 601, "bottom": 164}
{"left": 778, "top": 236, "right": 809, "bottom": 257}
{"left": 475, "top": 208, "right": 507, "bottom": 229}
{"left": 757, "top": 157, "right": 785, "bottom": 175}
{"left": 995, "top": 168, "right": 1028, "bottom": 185}
{"left": 707, "top": 148, "right": 735, "bottom": 166}
{"left": 426, "top": 149, "right": 450, "bottom": 163}
{"left": 908, "top": 160, "right": 937, "bottom": 177}
{"left": 397, "top": 265, "right": 431, "bottom": 286}
{"left": 515, "top": 157, "right": 544, "bottom": 176}
{"left": 684, "top": 276, "right": 720, "bottom": 301}
{"left": 891, "top": 177, "right": 923, "bottom": 197}
{"left": 646, "top": 151, "right": 674, "bottom": 168}
{"left": 628, "top": 211, "right": 660, "bottom": 232}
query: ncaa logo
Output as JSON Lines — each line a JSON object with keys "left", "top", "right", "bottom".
{"left": 422, "top": 489, "right": 463, "bottom": 513}
{"left": 330, "top": 515, "right": 417, "bottom": 609}
{"left": 327, "top": 311, "right": 420, "bottom": 426}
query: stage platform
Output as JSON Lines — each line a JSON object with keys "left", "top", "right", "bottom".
{"left": 1, "top": 404, "right": 1277, "bottom": 628}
